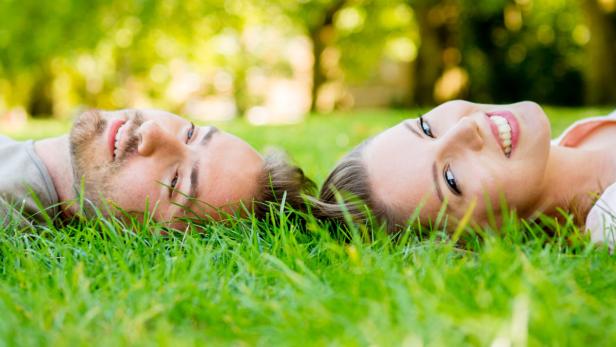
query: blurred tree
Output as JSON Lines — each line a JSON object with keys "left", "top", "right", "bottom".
{"left": 307, "top": 0, "right": 348, "bottom": 112}
{"left": 581, "top": 0, "right": 616, "bottom": 104}
{"left": 0, "top": 0, "right": 108, "bottom": 116}
{"left": 335, "top": 1, "right": 417, "bottom": 106}
{"left": 272, "top": 0, "right": 348, "bottom": 112}
{"left": 1, "top": 0, "right": 613, "bottom": 121}
{"left": 410, "top": 0, "right": 459, "bottom": 105}
{"left": 275, "top": 0, "right": 416, "bottom": 111}
{"left": 457, "top": 0, "right": 586, "bottom": 105}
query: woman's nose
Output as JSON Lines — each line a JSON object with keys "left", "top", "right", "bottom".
{"left": 137, "top": 121, "right": 180, "bottom": 156}
{"left": 440, "top": 116, "right": 484, "bottom": 152}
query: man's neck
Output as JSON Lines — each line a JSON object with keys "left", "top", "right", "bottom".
{"left": 34, "top": 135, "right": 76, "bottom": 217}
{"left": 534, "top": 144, "right": 616, "bottom": 223}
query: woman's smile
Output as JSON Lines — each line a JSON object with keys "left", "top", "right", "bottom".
{"left": 487, "top": 110, "right": 520, "bottom": 158}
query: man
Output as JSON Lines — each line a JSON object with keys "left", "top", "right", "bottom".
{"left": 0, "top": 109, "right": 314, "bottom": 228}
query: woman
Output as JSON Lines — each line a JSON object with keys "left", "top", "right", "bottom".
{"left": 314, "top": 100, "right": 616, "bottom": 247}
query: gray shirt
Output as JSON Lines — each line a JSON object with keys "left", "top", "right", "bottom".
{"left": 0, "top": 135, "right": 59, "bottom": 228}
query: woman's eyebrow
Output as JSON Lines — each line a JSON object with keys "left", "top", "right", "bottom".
{"left": 404, "top": 121, "right": 423, "bottom": 138}
{"left": 403, "top": 120, "right": 443, "bottom": 203}
{"left": 432, "top": 162, "right": 444, "bottom": 204}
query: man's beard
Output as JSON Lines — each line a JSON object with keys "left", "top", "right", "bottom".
{"left": 69, "top": 110, "right": 143, "bottom": 215}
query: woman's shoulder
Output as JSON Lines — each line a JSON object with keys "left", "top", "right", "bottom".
{"left": 552, "top": 110, "right": 616, "bottom": 146}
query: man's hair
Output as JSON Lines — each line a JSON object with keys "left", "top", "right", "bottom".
{"left": 253, "top": 151, "right": 317, "bottom": 218}
{"left": 311, "top": 141, "right": 401, "bottom": 232}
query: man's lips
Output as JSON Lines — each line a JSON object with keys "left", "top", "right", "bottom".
{"left": 108, "top": 119, "right": 126, "bottom": 160}
{"left": 487, "top": 110, "right": 520, "bottom": 157}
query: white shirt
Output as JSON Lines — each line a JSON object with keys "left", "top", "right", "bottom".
{"left": 552, "top": 110, "right": 616, "bottom": 247}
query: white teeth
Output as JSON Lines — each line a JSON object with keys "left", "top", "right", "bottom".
{"left": 490, "top": 115, "right": 513, "bottom": 157}
{"left": 499, "top": 129, "right": 511, "bottom": 140}
{"left": 491, "top": 115, "right": 507, "bottom": 125}
{"left": 113, "top": 123, "right": 126, "bottom": 159}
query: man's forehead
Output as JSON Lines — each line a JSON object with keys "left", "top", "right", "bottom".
{"left": 195, "top": 132, "right": 262, "bottom": 208}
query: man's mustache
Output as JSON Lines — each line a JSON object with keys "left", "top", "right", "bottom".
{"left": 115, "top": 113, "right": 144, "bottom": 163}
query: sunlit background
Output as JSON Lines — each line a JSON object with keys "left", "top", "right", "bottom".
{"left": 1, "top": 0, "right": 615, "bottom": 129}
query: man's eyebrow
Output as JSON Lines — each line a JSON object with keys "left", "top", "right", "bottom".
{"left": 432, "top": 162, "right": 444, "bottom": 204}
{"left": 199, "top": 126, "right": 219, "bottom": 147}
{"left": 403, "top": 120, "right": 423, "bottom": 138}
{"left": 189, "top": 159, "right": 200, "bottom": 201}
{"left": 187, "top": 126, "right": 218, "bottom": 202}
{"left": 175, "top": 159, "right": 200, "bottom": 218}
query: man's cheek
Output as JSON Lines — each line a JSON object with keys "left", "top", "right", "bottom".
{"left": 106, "top": 176, "right": 149, "bottom": 210}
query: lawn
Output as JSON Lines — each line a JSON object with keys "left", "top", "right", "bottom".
{"left": 1, "top": 106, "right": 615, "bottom": 346}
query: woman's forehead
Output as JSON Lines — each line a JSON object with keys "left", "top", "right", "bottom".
{"left": 363, "top": 121, "right": 442, "bottom": 219}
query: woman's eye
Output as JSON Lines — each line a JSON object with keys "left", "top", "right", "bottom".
{"left": 186, "top": 123, "right": 195, "bottom": 143}
{"left": 443, "top": 165, "right": 462, "bottom": 195}
{"left": 419, "top": 117, "right": 434, "bottom": 138}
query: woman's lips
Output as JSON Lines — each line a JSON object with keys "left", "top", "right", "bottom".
{"left": 108, "top": 119, "right": 125, "bottom": 160}
{"left": 487, "top": 110, "right": 520, "bottom": 157}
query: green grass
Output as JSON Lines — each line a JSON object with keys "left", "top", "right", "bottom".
{"left": 1, "top": 106, "right": 615, "bottom": 346}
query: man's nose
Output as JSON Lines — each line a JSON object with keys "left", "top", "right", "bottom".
{"left": 136, "top": 121, "right": 181, "bottom": 156}
{"left": 439, "top": 116, "right": 484, "bottom": 152}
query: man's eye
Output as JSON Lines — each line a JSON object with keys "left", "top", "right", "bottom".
{"left": 443, "top": 164, "right": 462, "bottom": 195}
{"left": 169, "top": 172, "right": 178, "bottom": 190}
{"left": 187, "top": 123, "right": 195, "bottom": 143}
{"left": 419, "top": 116, "right": 434, "bottom": 138}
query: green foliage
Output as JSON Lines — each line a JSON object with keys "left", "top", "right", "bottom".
{"left": 335, "top": 1, "right": 417, "bottom": 83}
{"left": 0, "top": 0, "right": 104, "bottom": 73}
{"left": 460, "top": 0, "right": 587, "bottom": 105}
{"left": 2, "top": 0, "right": 613, "bottom": 118}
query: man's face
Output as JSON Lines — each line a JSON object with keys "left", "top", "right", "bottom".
{"left": 69, "top": 109, "right": 264, "bottom": 226}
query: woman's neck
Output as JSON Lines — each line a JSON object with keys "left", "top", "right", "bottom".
{"left": 535, "top": 144, "right": 616, "bottom": 224}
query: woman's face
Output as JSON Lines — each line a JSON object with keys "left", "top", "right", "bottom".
{"left": 363, "top": 100, "right": 552, "bottom": 227}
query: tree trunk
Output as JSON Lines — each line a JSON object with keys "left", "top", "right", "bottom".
{"left": 309, "top": 28, "right": 326, "bottom": 113}
{"left": 581, "top": 0, "right": 616, "bottom": 104}
{"left": 234, "top": 40, "right": 250, "bottom": 117}
{"left": 27, "top": 65, "right": 54, "bottom": 118}
{"left": 413, "top": 2, "right": 456, "bottom": 106}
{"left": 414, "top": 7, "right": 443, "bottom": 106}
{"left": 308, "top": 0, "right": 347, "bottom": 112}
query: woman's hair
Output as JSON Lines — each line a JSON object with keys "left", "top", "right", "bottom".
{"left": 312, "top": 141, "right": 401, "bottom": 232}
{"left": 254, "top": 151, "right": 317, "bottom": 218}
